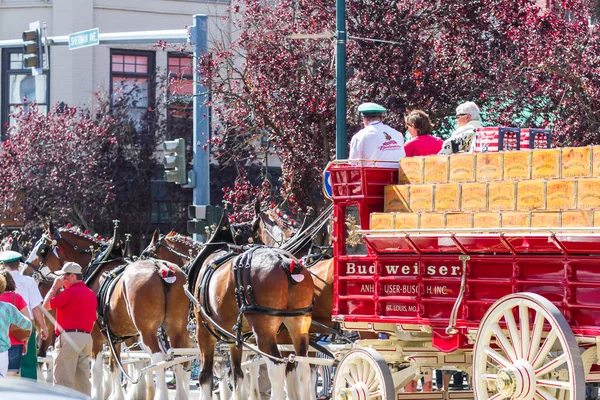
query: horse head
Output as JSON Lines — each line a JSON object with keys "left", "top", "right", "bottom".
{"left": 251, "top": 200, "right": 297, "bottom": 247}
{"left": 141, "top": 229, "right": 203, "bottom": 268}
{"left": 24, "top": 222, "right": 105, "bottom": 281}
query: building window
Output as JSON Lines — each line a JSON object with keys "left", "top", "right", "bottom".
{"left": 1, "top": 48, "right": 50, "bottom": 140}
{"left": 167, "top": 53, "right": 193, "bottom": 131}
{"left": 110, "top": 49, "right": 155, "bottom": 130}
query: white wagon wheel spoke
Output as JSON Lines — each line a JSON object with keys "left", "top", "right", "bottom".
{"left": 492, "top": 322, "right": 518, "bottom": 362}
{"left": 473, "top": 293, "right": 585, "bottom": 400}
{"left": 535, "top": 354, "right": 568, "bottom": 377}
{"left": 520, "top": 305, "right": 530, "bottom": 360}
{"left": 531, "top": 330, "right": 558, "bottom": 370}
{"left": 536, "top": 387, "right": 559, "bottom": 400}
{"left": 528, "top": 311, "right": 546, "bottom": 363}
{"left": 333, "top": 348, "right": 394, "bottom": 400}
{"left": 483, "top": 345, "right": 511, "bottom": 369}
{"left": 536, "top": 379, "right": 571, "bottom": 390}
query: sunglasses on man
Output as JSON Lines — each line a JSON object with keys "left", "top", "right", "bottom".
{"left": 455, "top": 114, "right": 469, "bottom": 119}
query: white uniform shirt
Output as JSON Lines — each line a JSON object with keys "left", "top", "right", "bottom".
{"left": 349, "top": 121, "right": 406, "bottom": 167}
{"left": 10, "top": 270, "right": 43, "bottom": 314}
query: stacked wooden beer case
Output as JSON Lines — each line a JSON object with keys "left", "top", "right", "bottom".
{"left": 371, "top": 127, "right": 600, "bottom": 231}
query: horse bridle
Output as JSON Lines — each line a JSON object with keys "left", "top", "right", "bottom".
{"left": 141, "top": 234, "right": 202, "bottom": 265}
{"left": 27, "top": 228, "right": 95, "bottom": 281}
{"left": 256, "top": 211, "right": 294, "bottom": 247}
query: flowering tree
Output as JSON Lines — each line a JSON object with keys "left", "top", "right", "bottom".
{"left": 202, "top": 0, "right": 599, "bottom": 216}
{"left": 0, "top": 94, "right": 169, "bottom": 237}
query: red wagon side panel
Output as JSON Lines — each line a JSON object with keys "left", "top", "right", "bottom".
{"left": 328, "top": 163, "right": 600, "bottom": 341}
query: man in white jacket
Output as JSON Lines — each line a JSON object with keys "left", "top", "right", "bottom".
{"left": 438, "top": 101, "right": 483, "bottom": 155}
{"left": 349, "top": 102, "right": 406, "bottom": 167}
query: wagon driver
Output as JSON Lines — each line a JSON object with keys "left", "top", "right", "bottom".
{"left": 349, "top": 102, "right": 406, "bottom": 166}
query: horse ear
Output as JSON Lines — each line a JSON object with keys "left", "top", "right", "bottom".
{"left": 254, "top": 199, "right": 261, "bottom": 217}
{"left": 48, "top": 221, "right": 55, "bottom": 237}
{"left": 150, "top": 229, "right": 160, "bottom": 244}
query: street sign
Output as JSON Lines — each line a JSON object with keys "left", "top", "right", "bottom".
{"left": 323, "top": 170, "right": 333, "bottom": 200}
{"left": 68, "top": 28, "right": 99, "bottom": 50}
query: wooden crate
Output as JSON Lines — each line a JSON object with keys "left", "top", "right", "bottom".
{"left": 488, "top": 181, "right": 516, "bottom": 211}
{"left": 446, "top": 212, "right": 473, "bottom": 229}
{"left": 473, "top": 212, "right": 501, "bottom": 228}
{"left": 516, "top": 180, "right": 546, "bottom": 211}
{"left": 449, "top": 153, "right": 476, "bottom": 182}
{"left": 546, "top": 179, "right": 577, "bottom": 210}
{"left": 399, "top": 157, "right": 424, "bottom": 184}
{"left": 476, "top": 153, "right": 503, "bottom": 181}
{"left": 420, "top": 212, "right": 445, "bottom": 229}
{"left": 502, "top": 211, "right": 531, "bottom": 228}
{"left": 434, "top": 183, "right": 461, "bottom": 212}
{"left": 460, "top": 182, "right": 488, "bottom": 211}
{"left": 384, "top": 185, "right": 410, "bottom": 212}
{"left": 423, "top": 155, "right": 449, "bottom": 184}
{"left": 531, "top": 211, "right": 561, "bottom": 228}
{"left": 409, "top": 184, "right": 435, "bottom": 212}
{"left": 561, "top": 210, "right": 592, "bottom": 227}
{"left": 531, "top": 148, "right": 561, "bottom": 179}
{"left": 577, "top": 178, "right": 600, "bottom": 209}
{"left": 593, "top": 146, "right": 600, "bottom": 177}
{"left": 562, "top": 146, "right": 592, "bottom": 178}
{"left": 594, "top": 210, "right": 600, "bottom": 227}
{"left": 503, "top": 150, "right": 531, "bottom": 180}
{"left": 370, "top": 213, "right": 395, "bottom": 230}
{"left": 394, "top": 213, "right": 420, "bottom": 230}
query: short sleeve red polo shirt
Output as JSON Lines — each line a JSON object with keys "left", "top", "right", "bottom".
{"left": 50, "top": 281, "right": 97, "bottom": 336}
{"left": 404, "top": 135, "right": 443, "bottom": 157}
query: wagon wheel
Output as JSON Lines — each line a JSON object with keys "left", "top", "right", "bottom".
{"left": 333, "top": 347, "right": 395, "bottom": 400}
{"left": 473, "top": 293, "right": 585, "bottom": 400}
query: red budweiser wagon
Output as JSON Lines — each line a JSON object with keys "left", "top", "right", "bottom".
{"left": 325, "top": 161, "right": 600, "bottom": 400}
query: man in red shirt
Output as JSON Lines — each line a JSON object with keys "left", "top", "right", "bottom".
{"left": 43, "top": 262, "right": 97, "bottom": 395}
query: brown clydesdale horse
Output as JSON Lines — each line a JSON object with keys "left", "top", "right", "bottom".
{"left": 24, "top": 223, "right": 191, "bottom": 400}
{"left": 184, "top": 212, "right": 315, "bottom": 400}
{"left": 141, "top": 230, "right": 203, "bottom": 269}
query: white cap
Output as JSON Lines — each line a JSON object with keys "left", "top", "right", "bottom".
{"left": 54, "top": 262, "right": 82, "bottom": 275}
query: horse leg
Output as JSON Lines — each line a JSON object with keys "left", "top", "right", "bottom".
{"left": 196, "top": 322, "right": 217, "bottom": 400}
{"left": 284, "top": 315, "right": 313, "bottom": 400}
{"left": 243, "top": 355, "right": 262, "bottom": 400}
{"left": 108, "top": 343, "right": 126, "bottom": 400}
{"left": 247, "top": 315, "right": 286, "bottom": 400}
{"left": 162, "top": 278, "right": 192, "bottom": 400}
{"left": 229, "top": 345, "right": 247, "bottom": 400}
{"left": 140, "top": 335, "right": 167, "bottom": 400}
{"left": 91, "top": 329, "right": 106, "bottom": 400}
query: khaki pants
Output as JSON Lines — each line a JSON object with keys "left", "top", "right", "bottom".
{"left": 54, "top": 332, "right": 93, "bottom": 396}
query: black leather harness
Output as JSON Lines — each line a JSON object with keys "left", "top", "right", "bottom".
{"left": 230, "top": 246, "right": 313, "bottom": 347}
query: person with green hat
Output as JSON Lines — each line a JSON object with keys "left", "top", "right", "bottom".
{"left": 349, "top": 102, "right": 406, "bottom": 167}
{"left": 0, "top": 250, "right": 48, "bottom": 380}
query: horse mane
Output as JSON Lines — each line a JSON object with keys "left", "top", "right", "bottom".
{"left": 263, "top": 209, "right": 295, "bottom": 233}
{"left": 59, "top": 226, "right": 106, "bottom": 246}
{"left": 165, "top": 232, "right": 203, "bottom": 249}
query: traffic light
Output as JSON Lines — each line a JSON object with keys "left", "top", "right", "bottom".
{"left": 162, "top": 138, "right": 186, "bottom": 185}
{"left": 22, "top": 28, "right": 43, "bottom": 69}
{"left": 187, "top": 205, "right": 223, "bottom": 234}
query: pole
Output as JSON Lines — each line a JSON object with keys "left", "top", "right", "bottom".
{"left": 190, "top": 14, "right": 210, "bottom": 241}
{"left": 335, "top": 0, "right": 347, "bottom": 159}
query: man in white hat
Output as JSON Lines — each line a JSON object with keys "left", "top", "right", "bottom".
{"left": 43, "top": 262, "right": 97, "bottom": 395}
{"left": 0, "top": 250, "right": 47, "bottom": 380}
{"left": 349, "top": 102, "right": 406, "bottom": 167}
